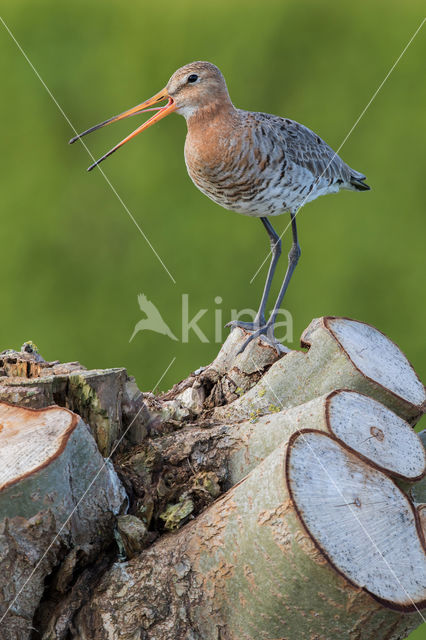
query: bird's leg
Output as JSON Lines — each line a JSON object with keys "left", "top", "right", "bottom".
{"left": 227, "top": 217, "right": 281, "bottom": 332}
{"left": 237, "top": 212, "right": 300, "bottom": 354}
{"left": 254, "top": 218, "right": 282, "bottom": 325}
{"left": 267, "top": 212, "right": 300, "bottom": 329}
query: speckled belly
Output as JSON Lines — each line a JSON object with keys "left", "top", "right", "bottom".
{"left": 185, "top": 156, "right": 333, "bottom": 217}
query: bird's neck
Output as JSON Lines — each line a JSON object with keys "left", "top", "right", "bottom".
{"left": 186, "top": 98, "right": 237, "bottom": 130}
{"left": 184, "top": 102, "right": 240, "bottom": 175}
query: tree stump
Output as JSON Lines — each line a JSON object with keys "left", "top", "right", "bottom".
{"left": 0, "top": 317, "right": 425, "bottom": 640}
{"left": 0, "top": 344, "right": 150, "bottom": 456}
{"left": 0, "top": 403, "right": 127, "bottom": 640}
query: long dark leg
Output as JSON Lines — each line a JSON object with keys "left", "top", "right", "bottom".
{"left": 254, "top": 217, "right": 282, "bottom": 325}
{"left": 227, "top": 217, "right": 281, "bottom": 332}
{"left": 236, "top": 211, "right": 300, "bottom": 354}
{"left": 268, "top": 212, "right": 300, "bottom": 328}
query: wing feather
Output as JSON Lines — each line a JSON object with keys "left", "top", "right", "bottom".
{"left": 250, "top": 112, "right": 365, "bottom": 185}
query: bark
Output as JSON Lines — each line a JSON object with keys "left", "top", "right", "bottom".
{"left": 0, "top": 318, "right": 425, "bottom": 640}
{"left": 411, "top": 431, "right": 426, "bottom": 532}
{"left": 113, "top": 389, "right": 425, "bottom": 540}
{"left": 74, "top": 431, "right": 425, "bottom": 640}
{"left": 154, "top": 326, "right": 281, "bottom": 422}
{"left": 212, "top": 317, "right": 425, "bottom": 424}
{"left": 0, "top": 403, "right": 127, "bottom": 640}
{"left": 0, "top": 344, "right": 149, "bottom": 456}
{"left": 412, "top": 485, "right": 426, "bottom": 505}
{"left": 419, "top": 505, "right": 426, "bottom": 538}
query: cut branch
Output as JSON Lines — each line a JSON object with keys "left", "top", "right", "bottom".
{"left": 0, "top": 346, "right": 150, "bottom": 456}
{"left": 0, "top": 402, "right": 127, "bottom": 639}
{"left": 1, "top": 317, "right": 425, "bottom": 640}
{"left": 213, "top": 317, "right": 426, "bottom": 424}
{"left": 119, "top": 389, "right": 424, "bottom": 525}
{"left": 75, "top": 431, "right": 426, "bottom": 640}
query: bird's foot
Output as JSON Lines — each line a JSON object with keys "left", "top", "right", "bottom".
{"left": 226, "top": 318, "right": 265, "bottom": 333}
{"left": 234, "top": 322, "right": 285, "bottom": 356}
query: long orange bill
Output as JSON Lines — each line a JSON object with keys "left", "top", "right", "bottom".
{"left": 69, "top": 87, "right": 175, "bottom": 171}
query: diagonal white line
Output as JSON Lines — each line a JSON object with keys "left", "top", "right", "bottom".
{"left": 0, "top": 16, "right": 176, "bottom": 285}
{"left": 248, "top": 354, "right": 426, "bottom": 622}
{"left": 0, "top": 356, "right": 176, "bottom": 625}
{"left": 250, "top": 17, "right": 426, "bottom": 285}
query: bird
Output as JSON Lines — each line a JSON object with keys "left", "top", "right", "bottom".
{"left": 70, "top": 61, "right": 370, "bottom": 353}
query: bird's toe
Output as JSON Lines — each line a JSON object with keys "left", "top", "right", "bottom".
{"left": 225, "top": 318, "right": 266, "bottom": 331}
{"left": 226, "top": 319, "right": 263, "bottom": 332}
{"left": 235, "top": 324, "right": 286, "bottom": 356}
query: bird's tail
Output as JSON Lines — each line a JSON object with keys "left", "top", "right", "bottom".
{"left": 350, "top": 171, "right": 371, "bottom": 191}
{"left": 351, "top": 178, "right": 370, "bottom": 191}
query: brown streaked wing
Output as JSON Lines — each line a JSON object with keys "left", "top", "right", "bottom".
{"left": 247, "top": 112, "right": 364, "bottom": 184}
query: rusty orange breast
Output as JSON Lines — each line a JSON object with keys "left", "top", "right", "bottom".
{"left": 184, "top": 106, "right": 241, "bottom": 181}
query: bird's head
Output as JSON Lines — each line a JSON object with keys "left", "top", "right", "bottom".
{"left": 166, "top": 61, "right": 231, "bottom": 119}
{"left": 69, "top": 61, "right": 230, "bottom": 171}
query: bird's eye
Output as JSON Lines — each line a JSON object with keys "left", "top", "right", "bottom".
{"left": 187, "top": 74, "right": 199, "bottom": 84}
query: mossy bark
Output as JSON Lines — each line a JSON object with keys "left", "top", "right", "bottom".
{"left": 0, "top": 347, "right": 149, "bottom": 456}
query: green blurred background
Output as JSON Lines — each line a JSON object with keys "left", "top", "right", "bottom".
{"left": 0, "top": 1, "right": 425, "bottom": 635}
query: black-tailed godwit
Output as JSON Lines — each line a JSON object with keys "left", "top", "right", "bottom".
{"left": 70, "top": 61, "right": 370, "bottom": 352}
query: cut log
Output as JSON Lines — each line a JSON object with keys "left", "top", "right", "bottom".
{"left": 411, "top": 431, "right": 426, "bottom": 506}
{"left": 287, "top": 430, "right": 426, "bottom": 610}
{"left": 0, "top": 345, "right": 150, "bottom": 455}
{"left": 0, "top": 402, "right": 127, "bottom": 640}
{"left": 214, "top": 317, "right": 426, "bottom": 424}
{"left": 412, "top": 428, "right": 426, "bottom": 538}
{"left": 418, "top": 505, "right": 426, "bottom": 538}
{"left": 220, "top": 388, "right": 425, "bottom": 484}
{"left": 324, "top": 390, "right": 425, "bottom": 481}
{"left": 119, "top": 390, "right": 424, "bottom": 526}
{"left": 74, "top": 430, "right": 425, "bottom": 640}
{"left": 1, "top": 315, "right": 424, "bottom": 640}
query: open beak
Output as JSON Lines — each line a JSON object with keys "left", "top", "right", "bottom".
{"left": 69, "top": 87, "right": 175, "bottom": 171}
